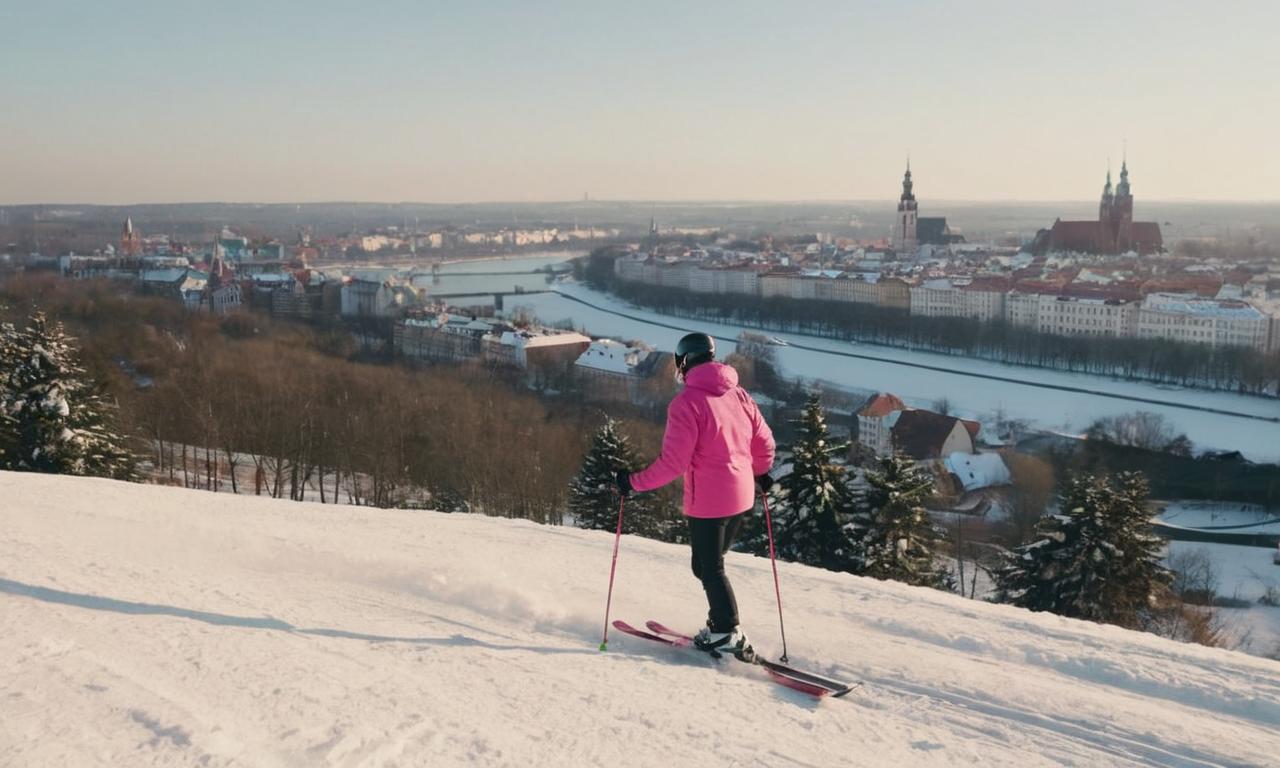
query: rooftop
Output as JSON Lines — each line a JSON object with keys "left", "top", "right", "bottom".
{"left": 1142, "top": 293, "right": 1265, "bottom": 320}
{"left": 575, "top": 339, "right": 649, "bottom": 374}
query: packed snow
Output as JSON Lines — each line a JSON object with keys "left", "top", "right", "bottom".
{"left": 3, "top": 472, "right": 1279, "bottom": 767}
{"left": 509, "top": 283, "right": 1280, "bottom": 462}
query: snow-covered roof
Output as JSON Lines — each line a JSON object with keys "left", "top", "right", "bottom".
{"left": 1141, "top": 293, "right": 1264, "bottom": 320}
{"left": 944, "top": 452, "right": 1011, "bottom": 492}
{"left": 799, "top": 269, "right": 844, "bottom": 279}
{"left": 141, "top": 268, "right": 189, "bottom": 283}
{"left": 501, "top": 331, "right": 591, "bottom": 349}
{"left": 575, "top": 339, "right": 648, "bottom": 374}
{"left": 178, "top": 276, "right": 207, "bottom": 295}
{"left": 251, "top": 273, "right": 289, "bottom": 284}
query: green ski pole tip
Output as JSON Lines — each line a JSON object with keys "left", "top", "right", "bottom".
{"left": 599, "top": 641, "right": 608, "bottom": 652}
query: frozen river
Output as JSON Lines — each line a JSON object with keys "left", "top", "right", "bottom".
{"left": 505, "top": 282, "right": 1280, "bottom": 463}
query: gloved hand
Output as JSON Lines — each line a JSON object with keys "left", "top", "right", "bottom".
{"left": 615, "top": 470, "right": 633, "bottom": 498}
{"left": 755, "top": 472, "right": 776, "bottom": 493}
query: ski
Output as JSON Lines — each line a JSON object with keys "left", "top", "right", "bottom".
{"left": 645, "top": 620, "right": 859, "bottom": 698}
{"left": 610, "top": 620, "right": 688, "bottom": 648}
{"left": 609, "top": 619, "right": 846, "bottom": 698}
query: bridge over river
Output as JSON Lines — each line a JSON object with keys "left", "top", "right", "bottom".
{"left": 423, "top": 288, "right": 554, "bottom": 310}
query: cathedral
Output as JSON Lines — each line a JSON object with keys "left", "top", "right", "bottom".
{"left": 1031, "top": 161, "right": 1163, "bottom": 255}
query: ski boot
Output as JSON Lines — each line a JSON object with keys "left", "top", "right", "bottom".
{"left": 694, "top": 625, "right": 756, "bottom": 662}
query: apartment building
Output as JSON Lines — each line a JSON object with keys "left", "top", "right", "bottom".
{"left": 1036, "top": 295, "right": 1137, "bottom": 338}
{"left": 910, "top": 278, "right": 1008, "bottom": 322}
{"left": 1137, "top": 293, "right": 1271, "bottom": 351}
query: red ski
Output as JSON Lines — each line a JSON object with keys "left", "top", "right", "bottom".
{"left": 610, "top": 619, "right": 856, "bottom": 698}
{"left": 644, "top": 620, "right": 858, "bottom": 698}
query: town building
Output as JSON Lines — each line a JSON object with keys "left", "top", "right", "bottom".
{"left": 395, "top": 313, "right": 492, "bottom": 364}
{"left": 909, "top": 278, "right": 1009, "bottom": 322}
{"left": 340, "top": 278, "right": 421, "bottom": 318}
{"left": 1137, "top": 293, "right": 1271, "bottom": 351}
{"left": 856, "top": 392, "right": 908, "bottom": 457}
{"left": 688, "top": 266, "right": 762, "bottom": 295}
{"left": 574, "top": 340, "right": 676, "bottom": 405}
{"left": 485, "top": 330, "right": 592, "bottom": 386}
{"left": 890, "top": 409, "right": 978, "bottom": 460}
{"left": 1036, "top": 294, "right": 1137, "bottom": 338}
{"left": 1031, "top": 161, "right": 1163, "bottom": 255}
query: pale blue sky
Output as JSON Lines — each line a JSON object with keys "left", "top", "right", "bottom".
{"left": 2, "top": 0, "right": 1276, "bottom": 204}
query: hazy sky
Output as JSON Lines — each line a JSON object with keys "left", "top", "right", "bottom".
{"left": 2, "top": 1, "right": 1277, "bottom": 205}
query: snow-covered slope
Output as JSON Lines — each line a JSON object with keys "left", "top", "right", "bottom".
{"left": 3, "top": 473, "right": 1278, "bottom": 767}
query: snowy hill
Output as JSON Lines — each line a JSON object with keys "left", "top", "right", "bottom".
{"left": 3, "top": 473, "right": 1279, "bottom": 767}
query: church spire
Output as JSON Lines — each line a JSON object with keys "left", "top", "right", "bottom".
{"left": 900, "top": 159, "right": 915, "bottom": 202}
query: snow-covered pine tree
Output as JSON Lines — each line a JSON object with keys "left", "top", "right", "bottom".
{"left": 568, "top": 419, "right": 664, "bottom": 537}
{"left": 744, "top": 394, "right": 863, "bottom": 572}
{"left": 0, "top": 317, "right": 18, "bottom": 464}
{"left": 855, "top": 453, "right": 950, "bottom": 588}
{"left": 994, "top": 471, "right": 1172, "bottom": 627}
{"left": 2, "top": 312, "right": 137, "bottom": 479}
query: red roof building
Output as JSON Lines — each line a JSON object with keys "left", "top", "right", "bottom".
{"left": 1031, "top": 161, "right": 1163, "bottom": 256}
{"left": 859, "top": 392, "right": 907, "bottom": 418}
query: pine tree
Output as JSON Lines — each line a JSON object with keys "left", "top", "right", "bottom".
{"left": 855, "top": 453, "right": 950, "bottom": 588}
{"left": 745, "top": 394, "right": 862, "bottom": 572}
{"left": 0, "top": 318, "right": 18, "bottom": 464}
{"left": 2, "top": 312, "right": 137, "bottom": 479}
{"left": 994, "top": 472, "right": 1172, "bottom": 627}
{"left": 568, "top": 419, "right": 664, "bottom": 537}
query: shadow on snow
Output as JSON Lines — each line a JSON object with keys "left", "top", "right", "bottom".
{"left": 0, "top": 577, "right": 594, "bottom": 656}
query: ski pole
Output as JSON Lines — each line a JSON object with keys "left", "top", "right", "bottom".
{"left": 599, "top": 495, "right": 626, "bottom": 651}
{"left": 760, "top": 491, "right": 790, "bottom": 663}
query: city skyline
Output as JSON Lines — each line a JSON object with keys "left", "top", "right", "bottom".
{"left": 2, "top": 1, "right": 1278, "bottom": 205}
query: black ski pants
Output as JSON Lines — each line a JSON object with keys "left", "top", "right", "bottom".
{"left": 688, "top": 511, "right": 746, "bottom": 633}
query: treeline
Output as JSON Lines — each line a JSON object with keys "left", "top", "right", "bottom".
{"left": 1048, "top": 437, "right": 1280, "bottom": 507}
{"left": 0, "top": 275, "right": 666, "bottom": 521}
{"left": 582, "top": 249, "right": 1280, "bottom": 395}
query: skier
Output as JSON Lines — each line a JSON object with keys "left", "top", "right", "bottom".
{"left": 615, "top": 332, "right": 776, "bottom": 661}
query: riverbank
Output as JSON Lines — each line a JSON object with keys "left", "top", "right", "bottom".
{"left": 505, "top": 283, "right": 1280, "bottom": 462}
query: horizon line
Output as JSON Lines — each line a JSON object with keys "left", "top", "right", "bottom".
{"left": 5, "top": 197, "right": 1280, "bottom": 209}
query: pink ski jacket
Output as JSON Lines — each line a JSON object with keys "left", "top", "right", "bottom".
{"left": 630, "top": 362, "right": 775, "bottom": 518}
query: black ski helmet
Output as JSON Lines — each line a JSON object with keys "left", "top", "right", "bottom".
{"left": 675, "top": 332, "right": 715, "bottom": 372}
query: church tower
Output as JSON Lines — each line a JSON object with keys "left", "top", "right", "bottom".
{"left": 1113, "top": 159, "right": 1133, "bottom": 223}
{"left": 1098, "top": 168, "right": 1114, "bottom": 222}
{"left": 120, "top": 216, "right": 142, "bottom": 257}
{"left": 894, "top": 160, "right": 918, "bottom": 254}
{"left": 1113, "top": 158, "right": 1134, "bottom": 250}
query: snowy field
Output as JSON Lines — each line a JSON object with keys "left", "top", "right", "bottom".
{"left": 1157, "top": 502, "right": 1280, "bottom": 535}
{"left": 4, "top": 472, "right": 1280, "bottom": 767}
{"left": 1164, "top": 540, "right": 1280, "bottom": 659}
{"left": 509, "top": 284, "right": 1280, "bottom": 462}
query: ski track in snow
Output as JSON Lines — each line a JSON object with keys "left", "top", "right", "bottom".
{"left": 2, "top": 472, "right": 1278, "bottom": 767}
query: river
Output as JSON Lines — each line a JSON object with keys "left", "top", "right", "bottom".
{"left": 370, "top": 254, "right": 1280, "bottom": 462}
